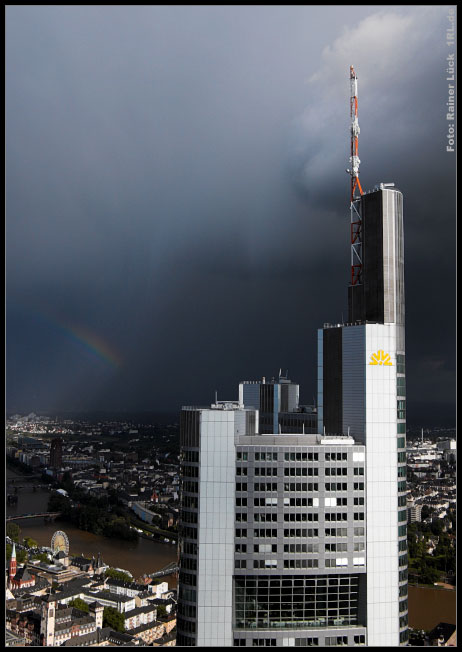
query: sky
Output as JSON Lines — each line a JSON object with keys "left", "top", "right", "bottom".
{"left": 6, "top": 5, "right": 456, "bottom": 425}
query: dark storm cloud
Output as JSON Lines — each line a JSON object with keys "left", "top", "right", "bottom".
{"left": 6, "top": 6, "right": 456, "bottom": 424}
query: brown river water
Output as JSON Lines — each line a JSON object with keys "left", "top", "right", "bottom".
{"left": 6, "top": 468, "right": 177, "bottom": 586}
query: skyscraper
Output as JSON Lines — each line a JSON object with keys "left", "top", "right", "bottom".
{"left": 50, "top": 437, "right": 63, "bottom": 469}
{"left": 318, "top": 183, "right": 408, "bottom": 645}
{"left": 239, "top": 374, "right": 316, "bottom": 434}
{"left": 177, "top": 68, "right": 408, "bottom": 646}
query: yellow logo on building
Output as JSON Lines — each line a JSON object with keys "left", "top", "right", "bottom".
{"left": 369, "top": 350, "right": 392, "bottom": 366}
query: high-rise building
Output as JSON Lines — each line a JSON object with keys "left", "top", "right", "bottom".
{"left": 318, "top": 184, "right": 408, "bottom": 645}
{"left": 239, "top": 375, "right": 316, "bottom": 434}
{"left": 50, "top": 438, "right": 63, "bottom": 469}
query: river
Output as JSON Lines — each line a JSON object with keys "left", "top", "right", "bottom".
{"left": 6, "top": 467, "right": 177, "bottom": 586}
{"left": 408, "top": 585, "right": 456, "bottom": 631}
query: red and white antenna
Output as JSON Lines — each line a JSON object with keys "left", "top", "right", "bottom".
{"left": 347, "top": 65, "right": 364, "bottom": 286}
{"left": 348, "top": 65, "right": 363, "bottom": 201}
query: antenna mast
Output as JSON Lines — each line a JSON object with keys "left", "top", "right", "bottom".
{"left": 348, "top": 65, "right": 364, "bottom": 287}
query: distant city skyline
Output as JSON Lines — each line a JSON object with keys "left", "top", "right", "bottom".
{"left": 6, "top": 6, "right": 456, "bottom": 423}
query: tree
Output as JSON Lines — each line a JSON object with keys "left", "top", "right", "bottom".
{"left": 105, "top": 568, "right": 133, "bottom": 583}
{"left": 23, "top": 537, "right": 38, "bottom": 549}
{"left": 30, "top": 552, "right": 49, "bottom": 563}
{"left": 421, "top": 505, "right": 434, "bottom": 521}
{"left": 69, "top": 598, "right": 89, "bottom": 613}
{"left": 156, "top": 604, "right": 167, "bottom": 618}
{"left": 6, "top": 522, "right": 21, "bottom": 543}
{"left": 103, "top": 606, "right": 125, "bottom": 632}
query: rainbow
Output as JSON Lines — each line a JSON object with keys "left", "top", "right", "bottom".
{"left": 37, "top": 310, "right": 122, "bottom": 368}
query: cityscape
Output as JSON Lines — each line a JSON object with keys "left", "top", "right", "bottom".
{"left": 6, "top": 5, "right": 456, "bottom": 649}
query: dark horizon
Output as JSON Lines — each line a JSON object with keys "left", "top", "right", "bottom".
{"left": 6, "top": 400, "right": 456, "bottom": 430}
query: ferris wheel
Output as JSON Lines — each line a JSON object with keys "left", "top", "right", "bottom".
{"left": 51, "top": 530, "right": 69, "bottom": 555}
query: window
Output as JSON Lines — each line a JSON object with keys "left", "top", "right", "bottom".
{"left": 254, "top": 513, "right": 277, "bottom": 522}
{"left": 235, "top": 560, "right": 246, "bottom": 569}
{"left": 353, "top": 497, "right": 364, "bottom": 505}
{"left": 236, "top": 498, "right": 247, "bottom": 507}
{"left": 254, "top": 544, "right": 277, "bottom": 553}
{"left": 325, "top": 528, "right": 347, "bottom": 537}
{"left": 284, "top": 559, "right": 318, "bottom": 569}
{"left": 325, "top": 512, "right": 347, "bottom": 521}
{"left": 325, "top": 543, "right": 347, "bottom": 552}
{"left": 284, "top": 528, "right": 318, "bottom": 537}
{"left": 235, "top": 544, "right": 247, "bottom": 553}
{"left": 284, "top": 513, "right": 318, "bottom": 522}
{"left": 254, "top": 482, "right": 278, "bottom": 492}
{"left": 284, "top": 452, "right": 318, "bottom": 461}
{"left": 397, "top": 376, "right": 406, "bottom": 396}
{"left": 354, "top": 635, "right": 365, "bottom": 645}
{"left": 353, "top": 482, "right": 364, "bottom": 490}
{"left": 284, "top": 482, "right": 318, "bottom": 491}
{"left": 284, "top": 468, "right": 318, "bottom": 476}
{"left": 236, "top": 512, "right": 247, "bottom": 522}
{"left": 284, "top": 543, "right": 318, "bottom": 553}
{"left": 325, "top": 482, "right": 347, "bottom": 491}
{"left": 325, "top": 452, "right": 348, "bottom": 461}
{"left": 325, "top": 467, "right": 348, "bottom": 476}
{"left": 397, "top": 400, "right": 406, "bottom": 420}
{"left": 236, "top": 483, "right": 248, "bottom": 491}
{"left": 235, "top": 528, "right": 247, "bottom": 538}
{"left": 325, "top": 636, "right": 348, "bottom": 646}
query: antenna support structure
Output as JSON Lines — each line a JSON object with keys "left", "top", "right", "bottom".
{"left": 348, "top": 65, "right": 364, "bottom": 287}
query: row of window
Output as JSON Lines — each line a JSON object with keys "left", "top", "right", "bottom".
{"left": 237, "top": 526, "right": 366, "bottom": 539}
{"left": 236, "top": 451, "right": 365, "bottom": 462}
{"left": 234, "top": 512, "right": 366, "bottom": 526}
{"left": 235, "top": 480, "right": 366, "bottom": 491}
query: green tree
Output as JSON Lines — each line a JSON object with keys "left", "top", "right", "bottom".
{"left": 6, "top": 522, "right": 21, "bottom": 542}
{"left": 419, "top": 562, "right": 440, "bottom": 585}
{"left": 103, "top": 606, "right": 125, "bottom": 632}
{"left": 421, "top": 505, "right": 433, "bottom": 521}
{"left": 23, "top": 537, "right": 38, "bottom": 549}
{"left": 69, "top": 598, "right": 90, "bottom": 613}
{"left": 156, "top": 604, "right": 167, "bottom": 618}
{"left": 104, "top": 568, "right": 133, "bottom": 583}
{"left": 30, "top": 552, "right": 49, "bottom": 563}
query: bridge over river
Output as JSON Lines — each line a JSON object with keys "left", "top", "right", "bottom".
{"left": 149, "top": 561, "right": 179, "bottom": 578}
{"left": 6, "top": 512, "right": 61, "bottom": 522}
